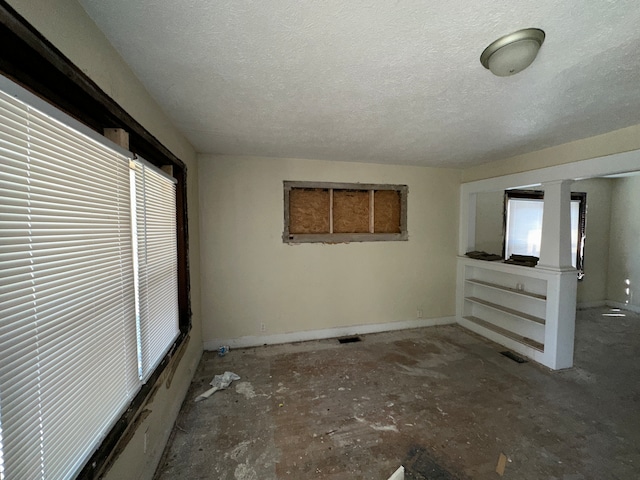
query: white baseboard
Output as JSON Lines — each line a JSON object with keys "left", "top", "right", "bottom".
{"left": 605, "top": 300, "right": 640, "bottom": 314}
{"left": 576, "top": 300, "right": 640, "bottom": 314}
{"left": 577, "top": 300, "right": 607, "bottom": 310}
{"left": 203, "top": 316, "right": 456, "bottom": 351}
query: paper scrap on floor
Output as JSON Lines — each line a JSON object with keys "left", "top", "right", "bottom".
{"left": 496, "top": 452, "right": 507, "bottom": 476}
{"left": 195, "top": 371, "right": 241, "bottom": 402}
{"left": 387, "top": 465, "right": 404, "bottom": 480}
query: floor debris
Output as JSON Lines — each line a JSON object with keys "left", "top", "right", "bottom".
{"left": 387, "top": 465, "right": 405, "bottom": 480}
{"left": 496, "top": 452, "right": 507, "bottom": 476}
{"left": 500, "top": 350, "right": 528, "bottom": 363}
{"left": 156, "top": 308, "right": 640, "bottom": 479}
{"left": 194, "top": 371, "right": 240, "bottom": 402}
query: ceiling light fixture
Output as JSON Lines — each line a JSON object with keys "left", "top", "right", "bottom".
{"left": 480, "top": 28, "right": 545, "bottom": 77}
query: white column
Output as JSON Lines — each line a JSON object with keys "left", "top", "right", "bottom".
{"left": 538, "top": 180, "right": 574, "bottom": 271}
{"left": 538, "top": 180, "right": 577, "bottom": 369}
{"left": 544, "top": 272, "right": 577, "bottom": 369}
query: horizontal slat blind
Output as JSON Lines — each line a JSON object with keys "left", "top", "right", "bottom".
{"left": 133, "top": 161, "right": 179, "bottom": 380}
{"left": 0, "top": 87, "right": 139, "bottom": 479}
{"left": 0, "top": 90, "right": 43, "bottom": 480}
{"left": 505, "top": 198, "right": 544, "bottom": 259}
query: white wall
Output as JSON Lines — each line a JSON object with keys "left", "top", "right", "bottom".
{"left": 474, "top": 190, "right": 504, "bottom": 255}
{"left": 6, "top": 1, "right": 203, "bottom": 479}
{"left": 607, "top": 175, "right": 640, "bottom": 309}
{"left": 199, "top": 155, "right": 461, "bottom": 346}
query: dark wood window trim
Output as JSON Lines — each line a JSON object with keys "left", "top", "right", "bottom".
{"left": 283, "top": 181, "right": 408, "bottom": 243}
{"left": 503, "top": 189, "right": 587, "bottom": 277}
{"left": 0, "top": 2, "right": 191, "bottom": 478}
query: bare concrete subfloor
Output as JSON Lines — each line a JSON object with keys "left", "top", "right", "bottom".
{"left": 155, "top": 307, "right": 640, "bottom": 479}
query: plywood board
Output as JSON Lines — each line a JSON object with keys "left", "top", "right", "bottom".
{"left": 374, "top": 190, "right": 401, "bottom": 233}
{"left": 333, "top": 190, "right": 370, "bottom": 233}
{"left": 289, "top": 188, "right": 330, "bottom": 234}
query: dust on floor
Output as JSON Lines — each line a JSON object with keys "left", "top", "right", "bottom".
{"left": 155, "top": 307, "right": 640, "bottom": 479}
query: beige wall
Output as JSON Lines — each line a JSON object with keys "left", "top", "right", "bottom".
{"left": 607, "top": 176, "right": 640, "bottom": 309}
{"left": 474, "top": 190, "right": 504, "bottom": 255}
{"left": 572, "top": 178, "right": 613, "bottom": 305}
{"left": 463, "top": 124, "right": 640, "bottom": 183}
{"left": 199, "top": 155, "right": 461, "bottom": 344}
{"left": 6, "top": 1, "right": 203, "bottom": 479}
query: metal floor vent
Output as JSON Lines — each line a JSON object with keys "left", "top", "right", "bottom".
{"left": 338, "top": 336, "right": 362, "bottom": 344}
{"left": 500, "top": 351, "right": 527, "bottom": 363}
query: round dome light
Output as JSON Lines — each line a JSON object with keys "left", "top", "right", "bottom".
{"left": 480, "top": 28, "right": 546, "bottom": 77}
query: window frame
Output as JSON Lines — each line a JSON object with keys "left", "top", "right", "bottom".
{"left": 0, "top": 2, "right": 192, "bottom": 478}
{"left": 503, "top": 189, "right": 586, "bottom": 277}
{"left": 283, "top": 181, "right": 408, "bottom": 243}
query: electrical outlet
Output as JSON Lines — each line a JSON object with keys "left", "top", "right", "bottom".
{"left": 416, "top": 309, "right": 423, "bottom": 318}
{"left": 260, "top": 323, "right": 266, "bottom": 332}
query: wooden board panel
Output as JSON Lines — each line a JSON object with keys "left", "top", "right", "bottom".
{"left": 289, "top": 188, "right": 330, "bottom": 234}
{"left": 374, "top": 190, "right": 401, "bottom": 233}
{"left": 333, "top": 190, "right": 370, "bottom": 233}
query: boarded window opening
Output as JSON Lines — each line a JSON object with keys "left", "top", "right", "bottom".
{"left": 374, "top": 190, "right": 401, "bottom": 233}
{"left": 333, "top": 190, "right": 370, "bottom": 233}
{"left": 283, "top": 181, "right": 408, "bottom": 243}
{"left": 289, "top": 188, "right": 330, "bottom": 234}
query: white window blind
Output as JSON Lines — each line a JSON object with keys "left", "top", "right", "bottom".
{"left": 0, "top": 76, "right": 180, "bottom": 479}
{"left": 505, "top": 198, "right": 544, "bottom": 259}
{"left": 0, "top": 89, "right": 138, "bottom": 479}
{"left": 133, "top": 160, "right": 179, "bottom": 381}
{"left": 505, "top": 198, "right": 580, "bottom": 268}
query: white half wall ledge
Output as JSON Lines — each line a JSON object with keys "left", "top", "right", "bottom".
{"left": 203, "top": 316, "right": 456, "bottom": 351}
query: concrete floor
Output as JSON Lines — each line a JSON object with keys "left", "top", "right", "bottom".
{"left": 155, "top": 307, "right": 640, "bottom": 479}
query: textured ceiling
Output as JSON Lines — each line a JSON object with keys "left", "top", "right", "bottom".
{"left": 78, "top": 0, "right": 640, "bottom": 168}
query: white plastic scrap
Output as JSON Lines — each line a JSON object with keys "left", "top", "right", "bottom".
{"left": 387, "top": 465, "right": 405, "bottom": 480}
{"left": 195, "top": 371, "right": 241, "bottom": 402}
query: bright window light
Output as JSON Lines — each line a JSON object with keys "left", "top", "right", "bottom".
{"left": 505, "top": 199, "right": 544, "bottom": 258}
{"left": 505, "top": 197, "right": 581, "bottom": 268}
